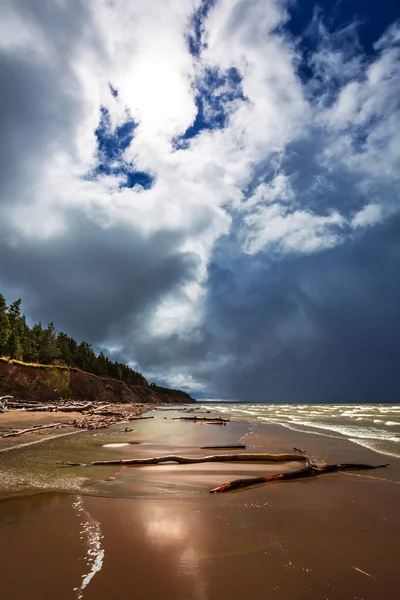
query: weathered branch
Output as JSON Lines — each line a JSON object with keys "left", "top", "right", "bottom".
{"left": 59, "top": 452, "right": 305, "bottom": 467}
{"left": 58, "top": 447, "right": 390, "bottom": 495}
{"left": 293, "top": 446, "right": 320, "bottom": 468}
{"left": 200, "top": 444, "right": 246, "bottom": 449}
{"left": 128, "top": 416, "right": 154, "bottom": 421}
{"left": 209, "top": 460, "right": 390, "bottom": 493}
{"left": 172, "top": 416, "right": 229, "bottom": 423}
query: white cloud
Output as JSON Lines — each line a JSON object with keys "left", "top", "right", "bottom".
{"left": 242, "top": 203, "right": 345, "bottom": 255}
{"left": 322, "top": 28, "right": 400, "bottom": 184}
{"left": 351, "top": 203, "right": 384, "bottom": 228}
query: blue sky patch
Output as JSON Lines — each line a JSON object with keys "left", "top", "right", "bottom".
{"left": 89, "top": 106, "right": 154, "bottom": 190}
{"left": 286, "top": 0, "right": 399, "bottom": 87}
{"left": 95, "top": 107, "right": 136, "bottom": 163}
{"left": 173, "top": 66, "right": 246, "bottom": 149}
{"left": 286, "top": 0, "right": 399, "bottom": 54}
{"left": 187, "top": 0, "right": 218, "bottom": 57}
{"left": 109, "top": 83, "right": 119, "bottom": 97}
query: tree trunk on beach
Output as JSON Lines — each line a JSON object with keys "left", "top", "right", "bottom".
{"left": 209, "top": 447, "right": 389, "bottom": 493}
{"left": 59, "top": 452, "right": 305, "bottom": 467}
{"left": 58, "top": 447, "right": 390, "bottom": 494}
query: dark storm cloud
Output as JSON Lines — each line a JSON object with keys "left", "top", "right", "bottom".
{"left": 195, "top": 219, "right": 400, "bottom": 402}
{"left": 123, "top": 214, "right": 400, "bottom": 402}
{"left": 0, "top": 0, "right": 97, "bottom": 207}
{"left": 0, "top": 212, "right": 199, "bottom": 344}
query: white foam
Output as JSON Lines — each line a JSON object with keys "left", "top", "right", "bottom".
{"left": 256, "top": 416, "right": 344, "bottom": 440}
{"left": 214, "top": 404, "right": 400, "bottom": 459}
{"left": 286, "top": 418, "right": 400, "bottom": 443}
{"left": 72, "top": 496, "right": 104, "bottom": 599}
{"left": 349, "top": 438, "right": 400, "bottom": 459}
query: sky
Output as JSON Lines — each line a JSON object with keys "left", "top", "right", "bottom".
{"left": 0, "top": 0, "right": 399, "bottom": 403}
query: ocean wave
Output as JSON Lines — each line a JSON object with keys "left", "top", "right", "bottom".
{"left": 285, "top": 419, "right": 399, "bottom": 442}
{"left": 255, "top": 417, "right": 344, "bottom": 440}
{"left": 214, "top": 404, "right": 400, "bottom": 460}
{"left": 348, "top": 438, "right": 400, "bottom": 459}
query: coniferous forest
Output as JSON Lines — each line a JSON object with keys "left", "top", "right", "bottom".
{"left": 0, "top": 294, "right": 146, "bottom": 386}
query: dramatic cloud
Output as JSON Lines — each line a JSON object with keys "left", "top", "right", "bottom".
{"left": 0, "top": 0, "right": 399, "bottom": 401}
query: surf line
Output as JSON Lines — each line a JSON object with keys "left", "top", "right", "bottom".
{"left": 0, "top": 430, "right": 86, "bottom": 453}
{"left": 72, "top": 496, "right": 105, "bottom": 599}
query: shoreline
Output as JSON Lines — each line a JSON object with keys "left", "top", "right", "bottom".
{"left": 1, "top": 407, "right": 400, "bottom": 599}
{"left": 1, "top": 404, "right": 399, "bottom": 499}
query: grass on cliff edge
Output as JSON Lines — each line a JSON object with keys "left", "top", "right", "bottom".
{"left": 0, "top": 356, "right": 142, "bottom": 387}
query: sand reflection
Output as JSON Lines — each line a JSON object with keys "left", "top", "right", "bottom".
{"left": 144, "top": 506, "right": 187, "bottom": 545}
{"left": 139, "top": 503, "right": 208, "bottom": 600}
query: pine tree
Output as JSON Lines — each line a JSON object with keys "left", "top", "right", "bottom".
{"left": 22, "top": 321, "right": 39, "bottom": 363}
{"left": 0, "top": 291, "right": 150, "bottom": 386}
{"left": 39, "top": 322, "right": 59, "bottom": 364}
{"left": 6, "top": 299, "right": 24, "bottom": 359}
{"left": 76, "top": 341, "right": 95, "bottom": 372}
{"left": 30, "top": 322, "right": 44, "bottom": 362}
{"left": 57, "top": 332, "right": 73, "bottom": 365}
{"left": 93, "top": 351, "right": 108, "bottom": 376}
{"left": 0, "top": 293, "right": 10, "bottom": 355}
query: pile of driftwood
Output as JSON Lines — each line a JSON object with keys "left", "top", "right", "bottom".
{"left": 1, "top": 397, "right": 114, "bottom": 414}
{"left": 59, "top": 447, "right": 389, "bottom": 494}
{"left": 0, "top": 396, "right": 152, "bottom": 438}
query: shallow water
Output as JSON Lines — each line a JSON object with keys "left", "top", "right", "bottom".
{"left": 0, "top": 409, "right": 251, "bottom": 499}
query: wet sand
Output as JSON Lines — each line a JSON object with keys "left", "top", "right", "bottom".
{"left": 0, "top": 403, "right": 148, "bottom": 453}
{"left": 1, "top": 409, "right": 400, "bottom": 599}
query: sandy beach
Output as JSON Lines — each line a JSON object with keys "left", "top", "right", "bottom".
{"left": 1, "top": 407, "right": 400, "bottom": 600}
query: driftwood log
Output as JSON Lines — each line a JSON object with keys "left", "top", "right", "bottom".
{"left": 59, "top": 452, "right": 305, "bottom": 467}
{"left": 172, "top": 416, "right": 229, "bottom": 422}
{"left": 209, "top": 447, "right": 390, "bottom": 493}
{"left": 200, "top": 444, "right": 246, "bottom": 449}
{"left": 58, "top": 447, "right": 389, "bottom": 494}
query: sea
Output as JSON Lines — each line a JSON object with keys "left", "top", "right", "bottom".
{"left": 201, "top": 403, "right": 400, "bottom": 459}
